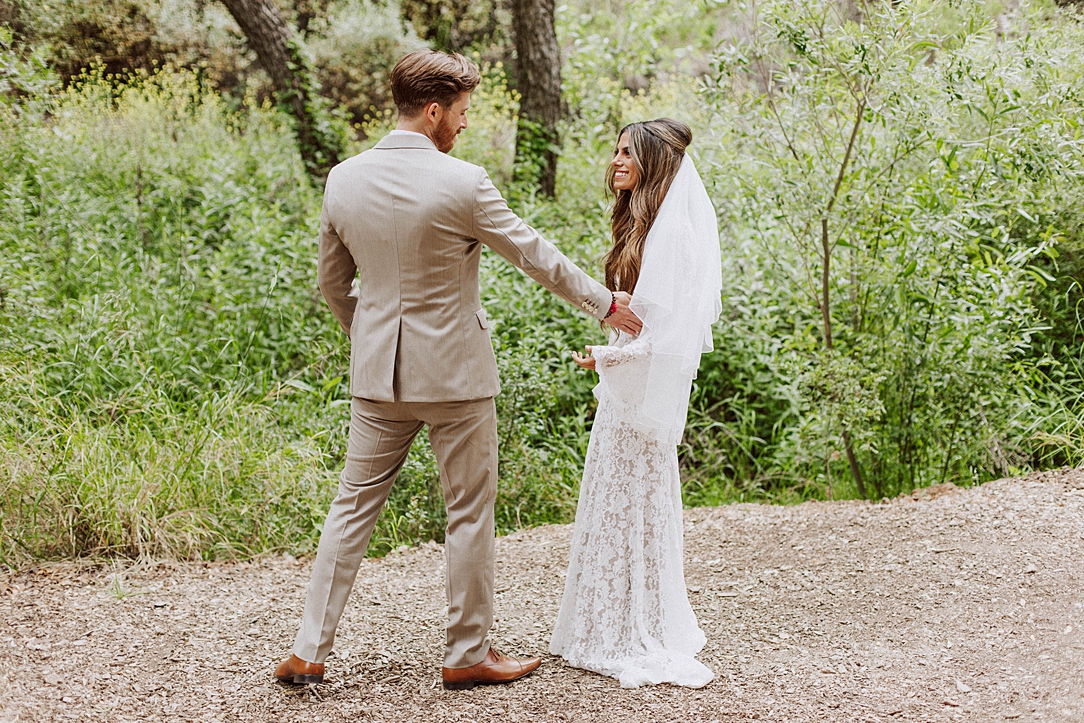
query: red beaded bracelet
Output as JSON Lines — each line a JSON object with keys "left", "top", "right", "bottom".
{"left": 603, "top": 293, "right": 618, "bottom": 319}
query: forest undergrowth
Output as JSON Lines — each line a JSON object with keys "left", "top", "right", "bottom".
{"left": 2, "top": 0, "right": 1083, "bottom": 563}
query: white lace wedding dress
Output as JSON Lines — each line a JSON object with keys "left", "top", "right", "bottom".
{"left": 549, "top": 329, "right": 714, "bottom": 689}
{"left": 550, "top": 155, "right": 720, "bottom": 689}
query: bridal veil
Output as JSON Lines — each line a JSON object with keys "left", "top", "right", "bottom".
{"left": 596, "top": 154, "right": 723, "bottom": 445}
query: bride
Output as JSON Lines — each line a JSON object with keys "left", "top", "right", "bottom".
{"left": 549, "top": 118, "right": 722, "bottom": 689}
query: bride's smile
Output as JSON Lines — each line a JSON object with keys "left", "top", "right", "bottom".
{"left": 611, "top": 132, "right": 639, "bottom": 191}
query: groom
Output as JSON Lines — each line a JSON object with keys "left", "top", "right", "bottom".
{"left": 275, "top": 49, "right": 641, "bottom": 690}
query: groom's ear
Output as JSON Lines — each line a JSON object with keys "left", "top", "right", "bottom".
{"left": 424, "top": 101, "right": 443, "bottom": 125}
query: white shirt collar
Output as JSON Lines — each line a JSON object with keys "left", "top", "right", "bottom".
{"left": 387, "top": 129, "right": 430, "bottom": 139}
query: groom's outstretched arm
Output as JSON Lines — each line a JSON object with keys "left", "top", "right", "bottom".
{"left": 471, "top": 169, "right": 613, "bottom": 320}
{"left": 317, "top": 193, "right": 358, "bottom": 336}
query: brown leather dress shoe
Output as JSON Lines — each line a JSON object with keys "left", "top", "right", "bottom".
{"left": 274, "top": 654, "right": 325, "bottom": 685}
{"left": 441, "top": 648, "right": 542, "bottom": 691}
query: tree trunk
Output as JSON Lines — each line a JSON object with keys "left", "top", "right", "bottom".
{"left": 219, "top": 0, "right": 342, "bottom": 180}
{"left": 510, "top": 0, "right": 562, "bottom": 196}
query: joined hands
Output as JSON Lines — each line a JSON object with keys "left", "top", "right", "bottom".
{"left": 605, "top": 291, "right": 642, "bottom": 336}
{"left": 572, "top": 292, "right": 641, "bottom": 371}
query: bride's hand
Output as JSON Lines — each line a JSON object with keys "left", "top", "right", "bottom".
{"left": 571, "top": 346, "right": 596, "bottom": 370}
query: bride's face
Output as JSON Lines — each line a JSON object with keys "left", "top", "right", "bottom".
{"left": 611, "top": 131, "right": 639, "bottom": 191}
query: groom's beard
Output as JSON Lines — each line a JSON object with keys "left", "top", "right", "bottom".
{"left": 434, "top": 115, "right": 462, "bottom": 154}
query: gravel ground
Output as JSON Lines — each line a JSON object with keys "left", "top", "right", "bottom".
{"left": 2, "top": 468, "right": 1083, "bottom": 723}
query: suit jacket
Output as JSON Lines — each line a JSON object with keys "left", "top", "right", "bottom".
{"left": 317, "top": 133, "right": 613, "bottom": 402}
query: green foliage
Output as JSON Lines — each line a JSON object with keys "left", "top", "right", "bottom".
{"left": 691, "top": 0, "right": 1084, "bottom": 498}
{"left": 308, "top": 0, "right": 428, "bottom": 129}
{"left": 558, "top": 0, "right": 735, "bottom": 99}
{"left": 512, "top": 115, "right": 559, "bottom": 193}
{"left": 8, "top": 0, "right": 423, "bottom": 141}
{"left": 0, "top": 25, "right": 55, "bottom": 102}
{"left": 4, "top": 0, "right": 1084, "bottom": 565}
{"left": 399, "top": 0, "right": 510, "bottom": 55}
{"left": 0, "top": 369, "right": 333, "bottom": 560}
{"left": 23, "top": 0, "right": 171, "bottom": 83}
{"left": 452, "top": 62, "right": 519, "bottom": 186}
{"left": 0, "top": 59, "right": 599, "bottom": 563}
{"left": 0, "top": 66, "right": 342, "bottom": 562}
{"left": 280, "top": 36, "right": 351, "bottom": 178}
{"left": 1033, "top": 350, "right": 1084, "bottom": 468}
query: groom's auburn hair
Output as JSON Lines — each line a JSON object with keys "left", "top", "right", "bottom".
{"left": 605, "top": 118, "right": 692, "bottom": 294}
{"left": 391, "top": 49, "right": 481, "bottom": 118}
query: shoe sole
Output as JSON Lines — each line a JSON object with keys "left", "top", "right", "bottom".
{"left": 442, "top": 680, "right": 476, "bottom": 691}
{"left": 276, "top": 674, "right": 324, "bottom": 685}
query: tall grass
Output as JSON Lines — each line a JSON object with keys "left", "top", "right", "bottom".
{"left": 0, "top": 68, "right": 342, "bottom": 563}
{"left": 1, "top": 364, "right": 333, "bottom": 560}
{"left": 0, "top": 63, "right": 598, "bottom": 564}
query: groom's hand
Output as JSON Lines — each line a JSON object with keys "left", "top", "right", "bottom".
{"left": 605, "top": 291, "right": 642, "bottom": 336}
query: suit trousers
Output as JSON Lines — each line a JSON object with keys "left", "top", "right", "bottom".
{"left": 292, "top": 396, "right": 498, "bottom": 669}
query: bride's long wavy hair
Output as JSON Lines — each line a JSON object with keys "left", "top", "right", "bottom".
{"left": 604, "top": 118, "right": 692, "bottom": 294}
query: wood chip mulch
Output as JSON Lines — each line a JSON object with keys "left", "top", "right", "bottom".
{"left": 2, "top": 468, "right": 1083, "bottom": 722}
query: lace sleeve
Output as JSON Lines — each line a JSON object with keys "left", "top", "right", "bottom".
{"left": 592, "top": 336, "right": 651, "bottom": 369}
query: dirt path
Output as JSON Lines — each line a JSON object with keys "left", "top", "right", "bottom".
{"left": 2, "top": 468, "right": 1083, "bottom": 723}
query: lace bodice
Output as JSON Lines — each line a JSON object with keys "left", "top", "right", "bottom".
{"left": 589, "top": 328, "right": 695, "bottom": 447}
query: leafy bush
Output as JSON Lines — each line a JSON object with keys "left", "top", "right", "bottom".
{"left": 690, "top": 0, "right": 1084, "bottom": 498}
{"left": 557, "top": 0, "right": 1084, "bottom": 502}
{"left": 309, "top": 0, "right": 427, "bottom": 129}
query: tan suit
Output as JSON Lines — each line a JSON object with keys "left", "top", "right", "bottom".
{"left": 293, "top": 132, "right": 611, "bottom": 669}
